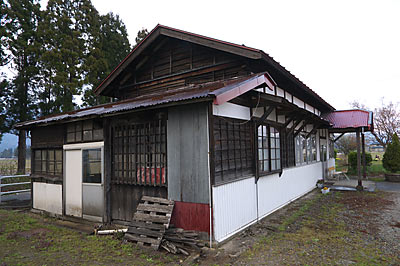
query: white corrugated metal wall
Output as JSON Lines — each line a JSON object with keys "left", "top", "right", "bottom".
{"left": 212, "top": 163, "right": 323, "bottom": 242}
{"left": 212, "top": 177, "right": 257, "bottom": 242}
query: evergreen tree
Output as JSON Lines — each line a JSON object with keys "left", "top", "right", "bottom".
{"left": 135, "top": 28, "right": 149, "bottom": 44}
{"left": 38, "top": 0, "right": 99, "bottom": 114}
{"left": 2, "top": 0, "right": 41, "bottom": 173}
{"left": 0, "top": 79, "right": 8, "bottom": 142}
{"left": 382, "top": 133, "right": 400, "bottom": 173}
{"left": 82, "top": 12, "right": 131, "bottom": 107}
{"left": 0, "top": 0, "right": 10, "bottom": 67}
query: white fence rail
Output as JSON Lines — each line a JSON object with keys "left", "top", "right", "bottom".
{"left": 0, "top": 174, "right": 31, "bottom": 203}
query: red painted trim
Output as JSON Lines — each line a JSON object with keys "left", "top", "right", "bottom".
{"left": 213, "top": 73, "right": 276, "bottom": 105}
{"left": 170, "top": 201, "right": 210, "bottom": 233}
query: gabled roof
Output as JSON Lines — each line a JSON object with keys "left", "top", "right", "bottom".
{"left": 15, "top": 73, "right": 275, "bottom": 129}
{"left": 323, "top": 109, "right": 374, "bottom": 132}
{"left": 94, "top": 24, "right": 334, "bottom": 112}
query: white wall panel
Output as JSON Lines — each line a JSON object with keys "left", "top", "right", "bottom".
{"left": 252, "top": 107, "right": 263, "bottom": 118}
{"left": 212, "top": 177, "right": 257, "bottom": 242}
{"left": 285, "top": 92, "right": 292, "bottom": 102}
{"left": 277, "top": 87, "right": 285, "bottom": 97}
{"left": 305, "top": 104, "right": 314, "bottom": 113}
{"left": 277, "top": 115, "right": 285, "bottom": 123}
{"left": 213, "top": 102, "right": 250, "bottom": 120}
{"left": 267, "top": 108, "right": 276, "bottom": 122}
{"left": 257, "top": 163, "right": 322, "bottom": 218}
{"left": 265, "top": 87, "right": 275, "bottom": 95}
{"left": 33, "top": 182, "right": 62, "bottom": 215}
{"left": 293, "top": 96, "right": 304, "bottom": 108}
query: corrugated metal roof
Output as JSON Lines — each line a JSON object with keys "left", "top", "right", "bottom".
{"left": 16, "top": 73, "right": 270, "bottom": 128}
{"left": 323, "top": 110, "right": 373, "bottom": 129}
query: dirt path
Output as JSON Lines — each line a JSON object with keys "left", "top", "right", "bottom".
{"left": 196, "top": 190, "right": 400, "bottom": 265}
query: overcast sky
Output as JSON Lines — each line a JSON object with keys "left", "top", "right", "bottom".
{"left": 40, "top": 0, "right": 398, "bottom": 110}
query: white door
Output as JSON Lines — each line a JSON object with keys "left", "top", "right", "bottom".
{"left": 65, "top": 149, "right": 82, "bottom": 217}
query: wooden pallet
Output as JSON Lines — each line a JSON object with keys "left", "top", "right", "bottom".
{"left": 125, "top": 196, "right": 174, "bottom": 250}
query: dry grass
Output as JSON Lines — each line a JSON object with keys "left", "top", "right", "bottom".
{"left": 0, "top": 159, "right": 30, "bottom": 176}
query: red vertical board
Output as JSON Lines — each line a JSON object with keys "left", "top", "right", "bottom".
{"left": 170, "top": 201, "right": 210, "bottom": 233}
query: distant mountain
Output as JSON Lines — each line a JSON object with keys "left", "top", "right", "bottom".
{"left": 0, "top": 133, "right": 31, "bottom": 152}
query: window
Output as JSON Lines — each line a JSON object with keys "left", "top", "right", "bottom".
{"left": 33, "top": 149, "right": 62, "bottom": 176}
{"left": 257, "top": 125, "right": 281, "bottom": 173}
{"left": 67, "top": 120, "right": 103, "bottom": 143}
{"left": 281, "top": 131, "right": 295, "bottom": 168}
{"left": 258, "top": 125, "right": 269, "bottom": 172}
{"left": 111, "top": 119, "right": 167, "bottom": 186}
{"left": 83, "top": 149, "right": 102, "bottom": 183}
{"left": 295, "top": 133, "right": 317, "bottom": 165}
{"left": 214, "top": 117, "right": 254, "bottom": 184}
{"left": 307, "top": 134, "right": 317, "bottom": 162}
{"left": 311, "top": 134, "right": 317, "bottom": 161}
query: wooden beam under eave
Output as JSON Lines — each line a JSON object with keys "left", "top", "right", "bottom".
{"left": 294, "top": 120, "right": 309, "bottom": 137}
{"left": 306, "top": 124, "right": 320, "bottom": 139}
{"left": 334, "top": 133, "right": 345, "bottom": 142}
{"left": 283, "top": 112, "right": 299, "bottom": 129}
{"left": 287, "top": 119, "right": 303, "bottom": 135}
{"left": 256, "top": 106, "right": 275, "bottom": 125}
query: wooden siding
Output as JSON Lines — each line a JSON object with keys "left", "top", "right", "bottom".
{"left": 31, "top": 125, "right": 64, "bottom": 148}
{"left": 167, "top": 103, "right": 210, "bottom": 204}
{"left": 116, "top": 38, "right": 250, "bottom": 99}
{"left": 111, "top": 184, "right": 167, "bottom": 222}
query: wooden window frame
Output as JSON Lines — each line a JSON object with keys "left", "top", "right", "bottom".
{"left": 111, "top": 119, "right": 167, "bottom": 186}
{"left": 33, "top": 149, "right": 63, "bottom": 177}
{"left": 66, "top": 120, "right": 103, "bottom": 144}
{"left": 281, "top": 131, "right": 295, "bottom": 168}
{"left": 213, "top": 116, "right": 254, "bottom": 185}
{"left": 257, "top": 124, "right": 282, "bottom": 176}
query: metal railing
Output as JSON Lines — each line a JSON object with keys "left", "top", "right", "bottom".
{"left": 0, "top": 174, "right": 31, "bottom": 204}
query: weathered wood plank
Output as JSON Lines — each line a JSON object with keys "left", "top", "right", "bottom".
{"left": 127, "top": 227, "right": 164, "bottom": 238}
{"left": 136, "top": 203, "right": 174, "bottom": 213}
{"left": 141, "top": 196, "right": 173, "bottom": 205}
{"left": 133, "top": 213, "right": 170, "bottom": 224}
{"left": 124, "top": 233, "right": 160, "bottom": 245}
{"left": 129, "top": 221, "right": 166, "bottom": 230}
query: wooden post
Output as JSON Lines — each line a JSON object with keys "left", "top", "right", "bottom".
{"left": 356, "top": 129, "right": 363, "bottom": 191}
{"left": 362, "top": 132, "right": 367, "bottom": 180}
{"left": 103, "top": 119, "right": 112, "bottom": 223}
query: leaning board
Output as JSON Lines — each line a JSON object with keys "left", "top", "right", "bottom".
{"left": 125, "top": 196, "right": 174, "bottom": 250}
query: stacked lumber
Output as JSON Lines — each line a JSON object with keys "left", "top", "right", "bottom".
{"left": 160, "top": 227, "right": 205, "bottom": 255}
{"left": 124, "top": 196, "right": 174, "bottom": 250}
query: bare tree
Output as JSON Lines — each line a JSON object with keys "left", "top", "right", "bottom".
{"left": 350, "top": 100, "right": 400, "bottom": 148}
{"left": 335, "top": 134, "right": 358, "bottom": 155}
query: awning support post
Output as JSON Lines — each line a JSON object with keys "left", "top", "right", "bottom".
{"left": 362, "top": 130, "right": 367, "bottom": 180}
{"left": 356, "top": 129, "right": 363, "bottom": 191}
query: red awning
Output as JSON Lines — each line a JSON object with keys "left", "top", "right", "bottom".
{"left": 323, "top": 110, "right": 373, "bottom": 131}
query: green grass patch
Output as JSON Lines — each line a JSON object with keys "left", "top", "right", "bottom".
{"left": 240, "top": 192, "right": 398, "bottom": 265}
{"left": 277, "top": 194, "right": 322, "bottom": 232}
{"left": 0, "top": 209, "right": 179, "bottom": 265}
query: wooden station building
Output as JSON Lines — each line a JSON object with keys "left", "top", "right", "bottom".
{"left": 16, "top": 25, "right": 373, "bottom": 242}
